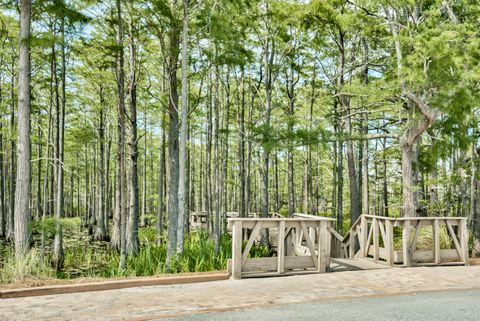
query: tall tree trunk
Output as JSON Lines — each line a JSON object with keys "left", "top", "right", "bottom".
{"left": 157, "top": 112, "right": 166, "bottom": 245}
{"left": 177, "top": 0, "right": 189, "bottom": 254}
{"left": 338, "top": 31, "right": 360, "bottom": 226}
{"left": 94, "top": 86, "right": 107, "bottom": 241}
{"left": 334, "top": 99, "right": 344, "bottom": 233}
{"left": 166, "top": 7, "right": 180, "bottom": 268}
{"left": 14, "top": 0, "right": 32, "bottom": 259}
{"left": 126, "top": 8, "right": 139, "bottom": 256}
{"left": 0, "top": 103, "right": 4, "bottom": 238}
{"left": 205, "top": 80, "right": 212, "bottom": 233}
{"left": 213, "top": 65, "right": 221, "bottom": 255}
{"left": 383, "top": 137, "right": 389, "bottom": 217}
{"left": 222, "top": 74, "right": 230, "bottom": 235}
{"left": 53, "top": 16, "right": 66, "bottom": 267}
{"left": 286, "top": 64, "right": 295, "bottom": 217}
{"left": 36, "top": 123, "right": 42, "bottom": 220}
{"left": 7, "top": 57, "right": 15, "bottom": 241}
{"left": 140, "top": 115, "right": 147, "bottom": 228}
{"left": 112, "top": 0, "right": 127, "bottom": 272}
{"left": 261, "top": 34, "right": 274, "bottom": 245}
{"left": 238, "top": 74, "right": 246, "bottom": 218}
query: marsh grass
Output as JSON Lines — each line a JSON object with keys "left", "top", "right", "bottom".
{"left": 0, "top": 218, "right": 271, "bottom": 284}
{"left": 0, "top": 247, "right": 55, "bottom": 284}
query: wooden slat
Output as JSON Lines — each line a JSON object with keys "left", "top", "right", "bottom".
{"left": 414, "top": 249, "right": 459, "bottom": 263}
{"left": 232, "top": 220, "right": 243, "bottom": 279}
{"left": 242, "top": 256, "right": 316, "bottom": 273}
{"left": 378, "top": 220, "right": 386, "bottom": 247}
{"left": 373, "top": 218, "right": 379, "bottom": 261}
{"left": 409, "top": 220, "right": 421, "bottom": 261}
{"left": 277, "top": 220, "right": 286, "bottom": 273}
{"left": 242, "top": 221, "right": 262, "bottom": 266}
{"left": 402, "top": 220, "right": 411, "bottom": 267}
{"left": 445, "top": 220, "right": 462, "bottom": 261}
{"left": 325, "top": 221, "right": 332, "bottom": 269}
{"left": 299, "top": 221, "right": 319, "bottom": 268}
{"left": 360, "top": 216, "right": 368, "bottom": 257}
{"left": 433, "top": 219, "right": 441, "bottom": 264}
{"left": 365, "top": 221, "right": 374, "bottom": 259}
{"left": 318, "top": 221, "right": 329, "bottom": 272}
{"left": 385, "top": 219, "right": 394, "bottom": 266}
{"left": 349, "top": 228, "right": 355, "bottom": 258}
{"left": 459, "top": 219, "right": 469, "bottom": 265}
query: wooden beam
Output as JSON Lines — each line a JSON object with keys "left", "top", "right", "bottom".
{"left": 409, "top": 220, "right": 421, "bottom": 261}
{"left": 402, "top": 220, "right": 411, "bottom": 267}
{"left": 445, "top": 220, "right": 462, "bottom": 261}
{"left": 459, "top": 219, "right": 469, "bottom": 265}
{"left": 385, "top": 219, "right": 394, "bottom": 266}
{"left": 299, "top": 221, "right": 319, "bottom": 269}
{"left": 242, "top": 221, "right": 262, "bottom": 266}
{"left": 318, "top": 221, "right": 329, "bottom": 272}
{"left": 373, "top": 218, "right": 380, "bottom": 261}
{"left": 365, "top": 220, "right": 374, "bottom": 258}
{"left": 349, "top": 228, "right": 355, "bottom": 258}
{"left": 360, "top": 216, "right": 368, "bottom": 258}
{"left": 433, "top": 219, "right": 441, "bottom": 264}
{"left": 277, "top": 220, "right": 286, "bottom": 274}
{"left": 232, "top": 220, "right": 243, "bottom": 279}
{"left": 378, "top": 220, "right": 387, "bottom": 246}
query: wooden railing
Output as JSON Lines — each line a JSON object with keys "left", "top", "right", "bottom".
{"left": 338, "top": 215, "right": 469, "bottom": 267}
{"left": 228, "top": 216, "right": 334, "bottom": 279}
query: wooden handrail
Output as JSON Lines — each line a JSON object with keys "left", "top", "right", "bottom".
{"left": 332, "top": 214, "right": 468, "bottom": 267}
{"left": 228, "top": 217, "right": 335, "bottom": 222}
{"left": 339, "top": 214, "right": 467, "bottom": 245}
{"left": 329, "top": 227, "right": 344, "bottom": 244}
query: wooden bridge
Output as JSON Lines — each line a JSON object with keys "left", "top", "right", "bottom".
{"left": 228, "top": 214, "right": 469, "bottom": 279}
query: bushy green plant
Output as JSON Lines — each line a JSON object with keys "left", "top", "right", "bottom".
{"left": 0, "top": 247, "right": 55, "bottom": 283}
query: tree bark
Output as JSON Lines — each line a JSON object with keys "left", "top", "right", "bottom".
{"left": 157, "top": 112, "right": 166, "bottom": 246}
{"left": 166, "top": 5, "right": 180, "bottom": 268}
{"left": 0, "top": 100, "right": 4, "bottom": 238}
{"left": 94, "top": 86, "right": 108, "bottom": 241}
{"left": 238, "top": 74, "right": 246, "bottom": 218}
{"left": 261, "top": 31, "right": 274, "bottom": 245}
{"left": 7, "top": 56, "right": 15, "bottom": 241}
{"left": 53, "top": 16, "right": 66, "bottom": 268}
{"left": 14, "top": 0, "right": 32, "bottom": 259}
{"left": 111, "top": 0, "right": 127, "bottom": 272}
{"left": 126, "top": 6, "right": 140, "bottom": 256}
{"left": 177, "top": 0, "right": 189, "bottom": 254}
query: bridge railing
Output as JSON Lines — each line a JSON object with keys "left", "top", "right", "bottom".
{"left": 228, "top": 216, "right": 334, "bottom": 279}
{"left": 340, "top": 215, "right": 469, "bottom": 267}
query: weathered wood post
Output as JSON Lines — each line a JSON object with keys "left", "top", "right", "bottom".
{"left": 326, "top": 220, "right": 332, "bottom": 269}
{"left": 318, "top": 220, "right": 328, "bottom": 273}
{"left": 232, "top": 220, "right": 243, "bottom": 279}
{"left": 360, "top": 215, "right": 368, "bottom": 258}
{"left": 402, "top": 220, "right": 411, "bottom": 267}
{"left": 373, "top": 217, "right": 379, "bottom": 261}
{"left": 349, "top": 228, "right": 355, "bottom": 258}
{"left": 277, "top": 220, "right": 285, "bottom": 274}
{"left": 433, "top": 219, "right": 441, "bottom": 264}
{"left": 459, "top": 218, "right": 469, "bottom": 265}
{"left": 385, "top": 219, "right": 394, "bottom": 266}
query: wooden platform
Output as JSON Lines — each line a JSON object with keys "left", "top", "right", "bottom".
{"left": 329, "top": 258, "right": 391, "bottom": 272}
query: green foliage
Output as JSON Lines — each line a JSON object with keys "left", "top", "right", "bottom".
{"left": 0, "top": 248, "right": 56, "bottom": 284}
{"left": 31, "top": 217, "right": 80, "bottom": 237}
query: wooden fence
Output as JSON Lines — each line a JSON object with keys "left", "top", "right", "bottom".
{"left": 228, "top": 216, "right": 334, "bottom": 279}
{"left": 337, "top": 215, "right": 469, "bottom": 267}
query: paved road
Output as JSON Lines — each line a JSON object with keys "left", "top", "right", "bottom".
{"left": 161, "top": 289, "right": 479, "bottom": 321}
{"left": 2, "top": 265, "right": 480, "bottom": 320}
